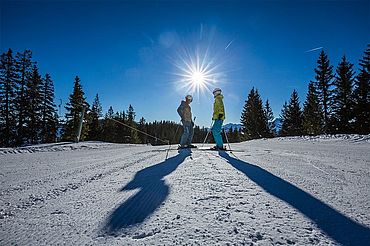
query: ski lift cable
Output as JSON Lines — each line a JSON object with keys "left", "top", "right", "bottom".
{"left": 109, "top": 117, "right": 170, "bottom": 145}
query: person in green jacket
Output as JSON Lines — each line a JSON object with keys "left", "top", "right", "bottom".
{"left": 211, "top": 88, "right": 225, "bottom": 150}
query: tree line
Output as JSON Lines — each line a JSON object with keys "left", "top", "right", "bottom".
{"left": 0, "top": 51, "right": 213, "bottom": 147}
{"left": 1, "top": 45, "right": 368, "bottom": 147}
{"left": 61, "top": 78, "right": 241, "bottom": 145}
{"left": 240, "top": 45, "right": 369, "bottom": 139}
{"left": 0, "top": 49, "right": 58, "bottom": 147}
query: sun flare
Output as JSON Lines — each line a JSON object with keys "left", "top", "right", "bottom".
{"left": 191, "top": 71, "right": 205, "bottom": 85}
{"left": 173, "top": 48, "right": 221, "bottom": 99}
{"left": 171, "top": 27, "right": 230, "bottom": 100}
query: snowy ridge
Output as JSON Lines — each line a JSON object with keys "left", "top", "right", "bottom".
{"left": 0, "top": 142, "right": 144, "bottom": 155}
{"left": 222, "top": 123, "right": 242, "bottom": 131}
{"left": 2, "top": 134, "right": 368, "bottom": 156}
{"left": 1, "top": 137, "right": 369, "bottom": 245}
{"left": 275, "top": 134, "right": 370, "bottom": 143}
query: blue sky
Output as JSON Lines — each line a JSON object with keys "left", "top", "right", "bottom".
{"left": 1, "top": 0, "right": 369, "bottom": 127}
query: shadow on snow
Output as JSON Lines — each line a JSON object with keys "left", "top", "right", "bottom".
{"left": 219, "top": 151, "right": 370, "bottom": 246}
{"left": 103, "top": 150, "right": 191, "bottom": 234}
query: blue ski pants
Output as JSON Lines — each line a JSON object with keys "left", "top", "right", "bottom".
{"left": 212, "top": 119, "right": 224, "bottom": 147}
{"left": 180, "top": 121, "right": 194, "bottom": 146}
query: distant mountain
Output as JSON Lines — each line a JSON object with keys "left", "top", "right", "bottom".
{"left": 272, "top": 118, "right": 282, "bottom": 133}
{"left": 222, "top": 123, "right": 242, "bottom": 131}
{"left": 221, "top": 120, "right": 281, "bottom": 134}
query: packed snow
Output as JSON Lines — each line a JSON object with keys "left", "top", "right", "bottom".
{"left": 1, "top": 135, "right": 369, "bottom": 245}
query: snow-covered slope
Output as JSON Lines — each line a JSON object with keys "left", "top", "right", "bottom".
{"left": 1, "top": 136, "right": 369, "bottom": 245}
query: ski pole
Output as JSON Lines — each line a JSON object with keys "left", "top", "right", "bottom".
{"left": 223, "top": 128, "right": 232, "bottom": 151}
{"left": 201, "top": 121, "right": 214, "bottom": 148}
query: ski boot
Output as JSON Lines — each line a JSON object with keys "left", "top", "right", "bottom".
{"left": 210, "top": 145, "right": 227, "bottom": 151}
{"left": 187, "top": 144, "right": 197, "bottom": 148}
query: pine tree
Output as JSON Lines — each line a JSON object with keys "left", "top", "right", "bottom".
{"left": 147, "top": 120, "right": 159, "bottom": 145}
{"left": 331, "top": 56, "right": 355, "bottom": 133}
{"left": 193, "top": 124, "right": 207, "bottom": 143}
{"left": 313, "top": 50, "right": 334, "bottom": 133}
{"left": 115, "top": 110, "right": 127, "bottom": 143}
{"left": 14, "top": 50, "right": 34, "bottom": 146}
{"left": 353, "top": 44, "right": 370, "bottom": 134}
{"left": 0, "top": 49, "right": 18, "bottom": 147}
{"left": 225, "top": 127, "right": 241, "bottom": 143}
{"left": 40, "top": 74, "right": 58, "bottom": 143}
{"left": 264, "top": 100, "right": 275, "bottom": 137}
{"left": 63, "top": 76, "right": 89, "bottom": 141}
{"left": 87, "top": 93, "right": 103, "bottom": 140}
{"left": 240, "top": 88, "right": 269, "bottom": 139}
{"left": 102, "top": 106, "right": 117, "bottom": 142}
{"left": 226, "top": 128, "right": 234, "bottom": 143}
{"left": 279, "top": 102, "right": 288, "bottom": 136}
{"left": 126, "top": 104, "right": 140, "bottom": 143}
{"left": 24, "top": 66, "right": 44, "bottom": 144}
{"left": 138, "top": 117, "right": 147, "bottom": 144}
{"left": 303, "top": 82, "right": 323, "bottom": 135}
{"left": 280, "top": 90, "right": 303, "bottom": 136}
{"left": 235, "top": 128, "right": 242, "bottom": 142}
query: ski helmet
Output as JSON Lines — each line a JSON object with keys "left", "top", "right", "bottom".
{"left": 213, "top": 88, "right": 222, "bottom": 96}
{"left": 185, "top": 94, "right": 193, "bottom": 102}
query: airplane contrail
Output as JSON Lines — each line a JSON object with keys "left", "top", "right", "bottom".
{"left": 305, "top": 47, "right": 323, "bottom": 53}
{"left": 225, "top": 39, "right": 234, "bottom": 50}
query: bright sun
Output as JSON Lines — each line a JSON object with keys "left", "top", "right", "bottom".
{"left": 191, "top": 71, "right": 205, "bottom": 85}
{"left": 172, "top": 44, "right": 225, "bottom": 99}
{"left": 173, "top": 51, "right": 217, "bottom": 98}
{"left": 171, "top": 26, "right": 232, "bottom": 100}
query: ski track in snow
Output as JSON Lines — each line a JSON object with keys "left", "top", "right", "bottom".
{"left": 0, "top": 136, "right": 369, "bottom": 245}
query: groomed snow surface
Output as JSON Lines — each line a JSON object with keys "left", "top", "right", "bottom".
{"left": 1, "top": 135, "right": 369, "bottom": 245}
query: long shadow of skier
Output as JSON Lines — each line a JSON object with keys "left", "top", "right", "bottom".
{"left": 103, "top": 150, "right": 191, "bottom": 234}
{"left": 219, "top": 151, "right": 370, "bottom": 246}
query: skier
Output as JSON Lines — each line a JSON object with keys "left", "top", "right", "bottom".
{"left": 177, "top": 95, "right": 196, "bottom": 149}
{"left": 211, "top": 88, "right": 226, "bottom": 150}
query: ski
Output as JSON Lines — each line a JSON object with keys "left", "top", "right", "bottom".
{"left": 177, "top": 145, "right": 197, "bottom": 150}
{"left": 196, "top": 148, "right": 244, "bottom": 152}
{"left": 154, "top": 146, "right": 244, "bottom": 153}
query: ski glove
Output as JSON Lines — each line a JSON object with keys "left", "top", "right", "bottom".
{"left": 218, "top": 114, "right": 223, "bottom": 120}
